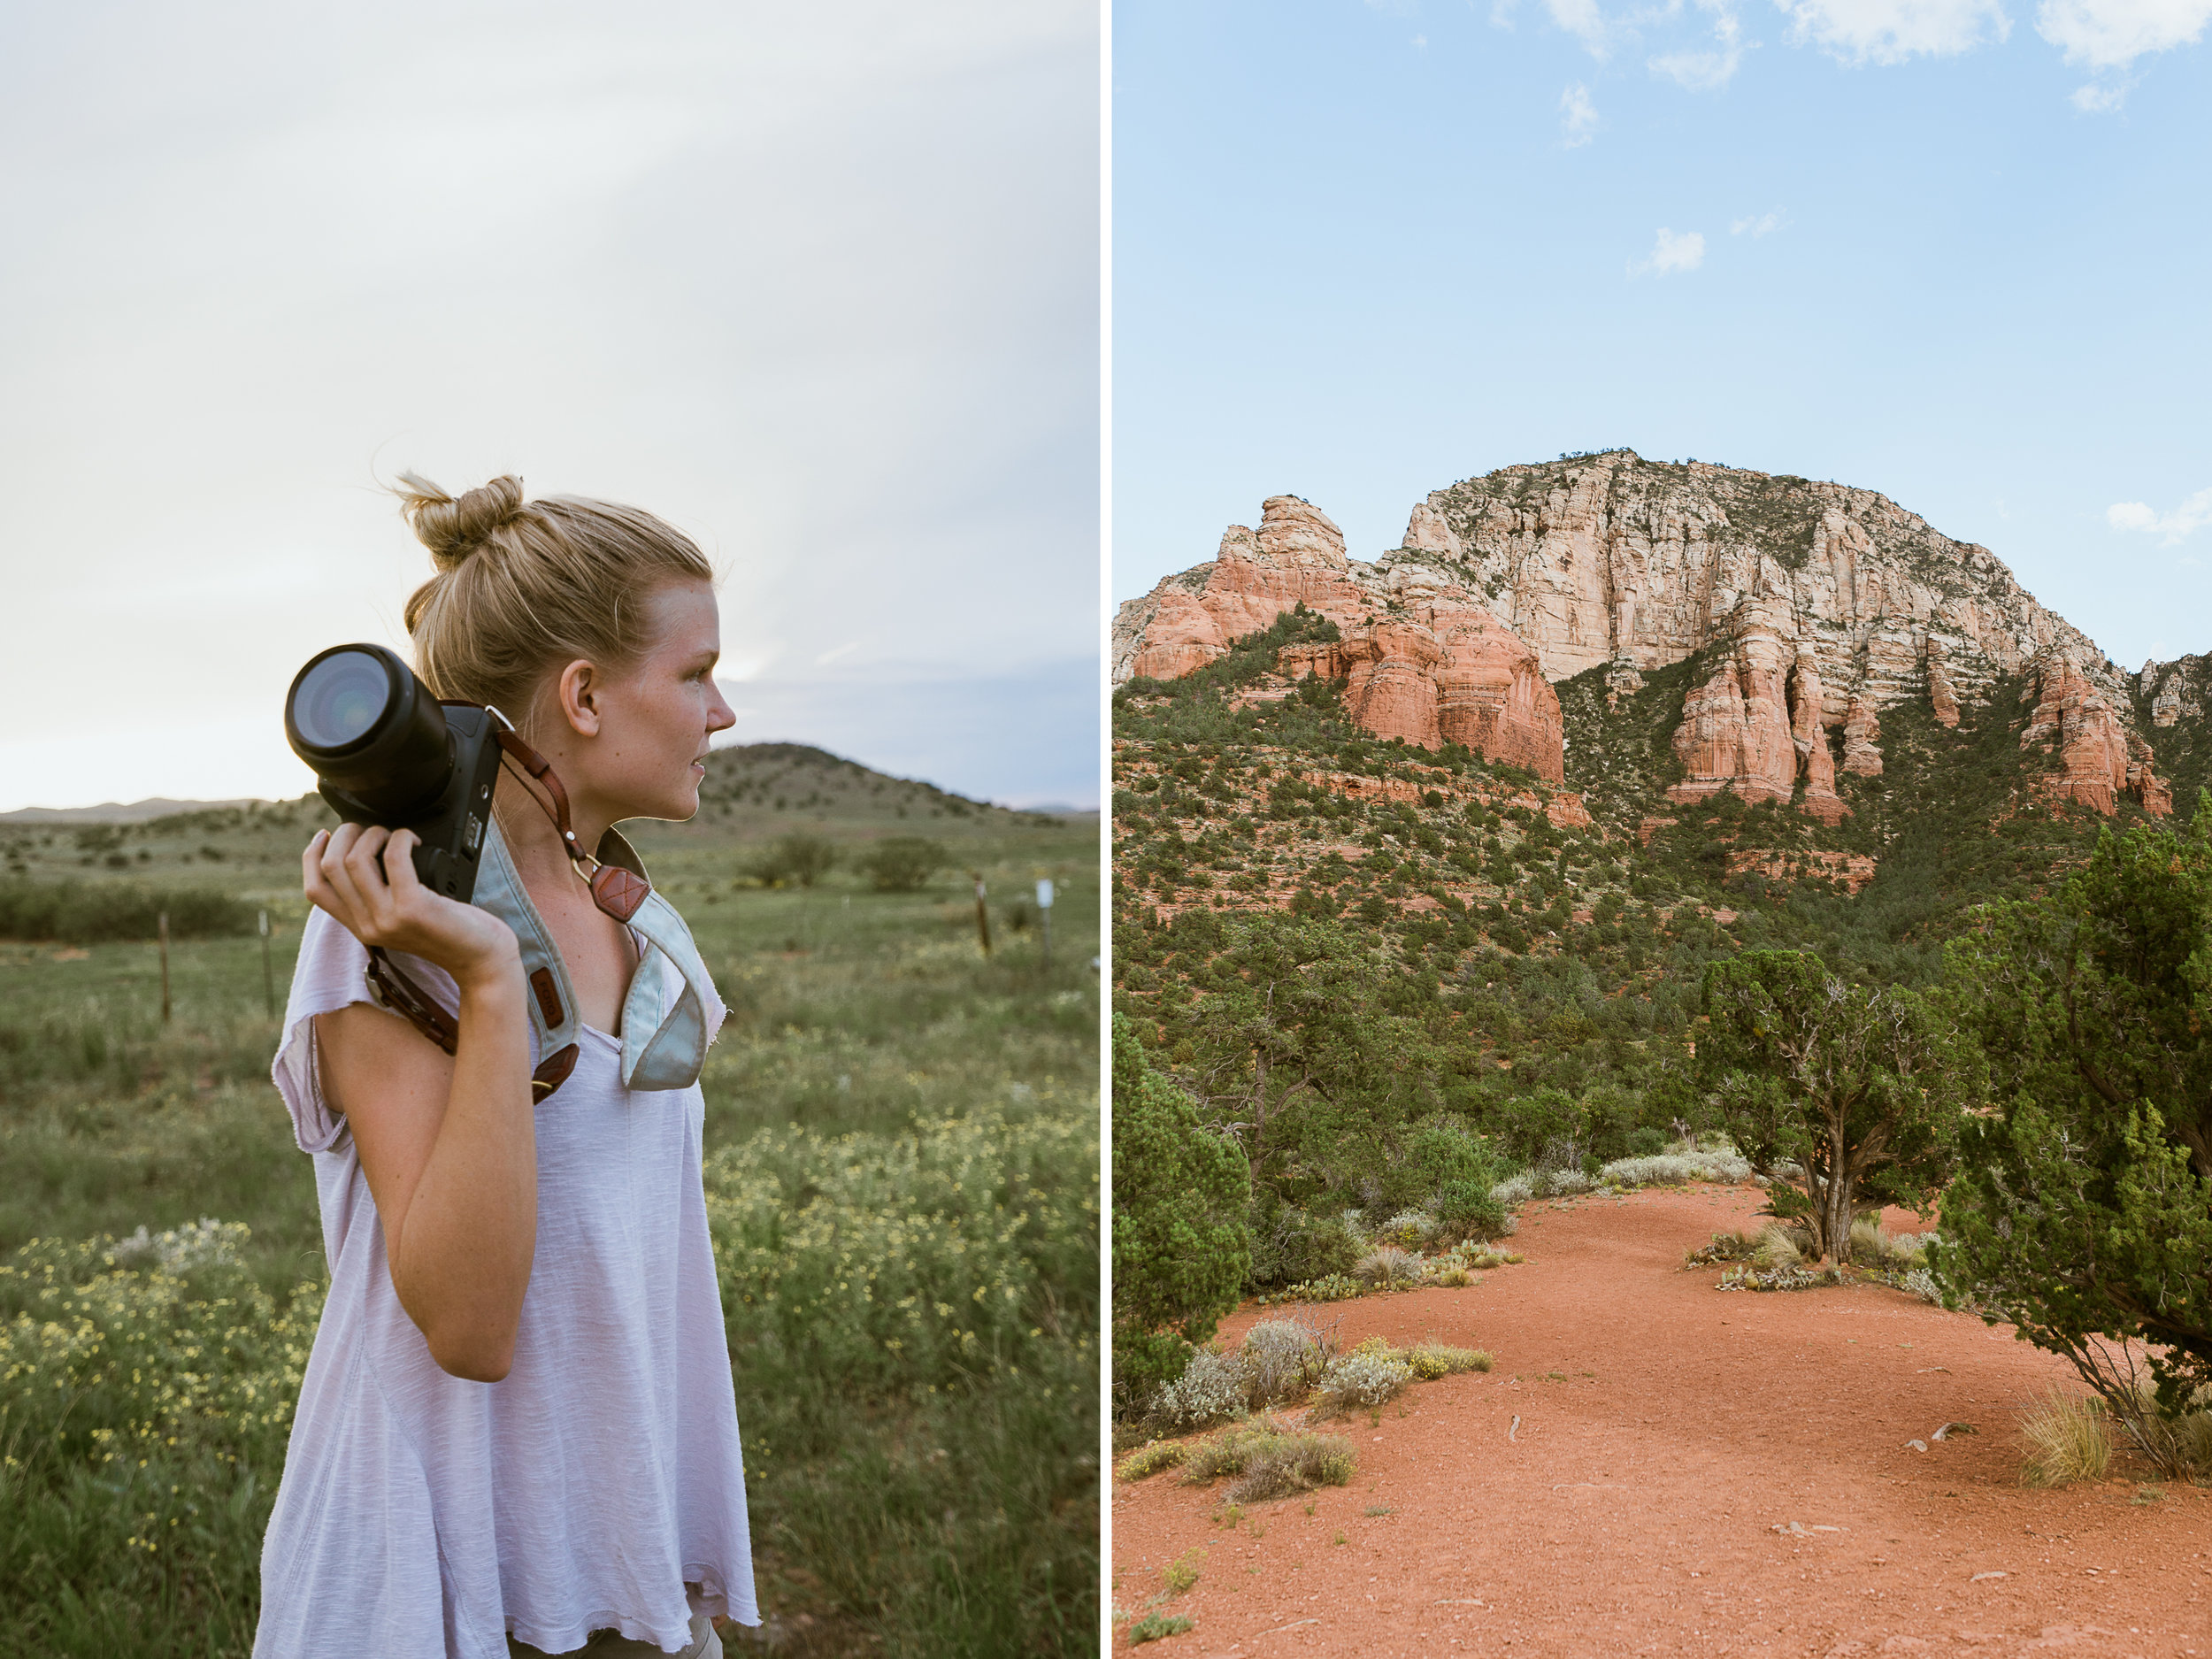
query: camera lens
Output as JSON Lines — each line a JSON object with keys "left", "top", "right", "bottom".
{"left": 291, "top": 650, "right": 393, "bottom": 751}
{"left": 285, "top": 643, "right": 456, "bottom": 818}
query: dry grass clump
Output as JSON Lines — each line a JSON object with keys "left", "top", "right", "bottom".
{"left": 1117, "top": 1440, "right": 1189, "bottom": 1483}
{"left": 1354, "top": 1245, "right": 1425, "bottom": 1289}
{"left": 2020, "top": 1387, "right": 2114, "bottom": 1486}
{"left": 1178, "top": 1422, "right": 1358, "bottom": 1502}
{"left": 1405, "top": 1342, "right": 1493, "bottom": 1380}
{"left": 1751, "top": 1224, "right": 1810, "bottom": 1271}
{"left": 1848, "top": 1217, "right": 1932, "bottom": 1267}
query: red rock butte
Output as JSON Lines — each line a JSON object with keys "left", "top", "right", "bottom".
{"left": 1113, "top": 455, "right": 2174, "bottom": 822}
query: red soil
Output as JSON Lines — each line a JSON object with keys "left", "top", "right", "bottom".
{"left": 1111, "top": 1185, "right": 2212, "bottom": 1657}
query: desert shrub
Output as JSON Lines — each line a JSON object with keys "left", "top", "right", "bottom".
{"left": 1127, "top": 1612, "right": 1194, "bottom": 1644}
{"left": 1405, "top": 1343, "right": 1492, "bottom": 1379}
{"left": 1111, "top": 1018, "right": 1251, "bottom": 1414}
{"left": 747, "top": 831, "right": 838, "bottom": 888}
{"left": 2019, "top": 1387, "right": 2115, "bottom": 1486}
{"left": 1248, "top": 1206, "right": 1360, "bottom": 1290}
{"left": 1598, "top": 1148, "right": 1752, "bottom": 1188}
{"left": 1352, "top": 1246, "right": 1423, "bottom": 1289}
{"left": 1751, "top": 1225, "right": 1807, "bottom": 1271}
{"left": 1116, "top": 1440, "right": 1188, "bottom": 1483}
{"left": 1431, "top": 1266, "right": 1471, "bottom": 1287}
{"left": 1847, "top": 1217, "right": 1926, "bottom": 1267}
{"left": 856, "top": 835, "right": 948, "bottom": 892}
{"left": 1264, "top": 1272, "right": 1363, "bottom": 1304}
{"left": 1434, "top": 1178, "right": 1509, "bottom": 1244}
{"left": 1240, "top": 1320, "right": 1329, "bottom": 1406}
{"left": 1490, "top": 1171, "right": 1535, "bottom": 1206}
{"left": 1151, "top": 1348, "right": 1251, "bottom": 1432}
{"left": 1376, "top": 1209, "right": 1440, "bottom": 1248}
{"left": 1901, "top": 1267, "right": 1943, "bottom": 1304}
{"left": 1317, "top": 1348, "right": 1413, "bottom": 1409}
{"left": 0, "top": 880, "right": 254, "bottom": 943}
{"left": 1179, "top": 1423, "right": 1356, "bottom": 1502}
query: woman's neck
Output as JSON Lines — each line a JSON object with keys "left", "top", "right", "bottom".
{"left": 492, "top": 765, "right": 613, "bottom": 896}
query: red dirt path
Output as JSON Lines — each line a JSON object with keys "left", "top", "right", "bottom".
{"left": 1111, "top": 1185, "right": 2212, "bottom": 1658}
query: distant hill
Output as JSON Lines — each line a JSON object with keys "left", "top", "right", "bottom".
{"left": 0, "top": 798, "right": 262, "bottom": 825}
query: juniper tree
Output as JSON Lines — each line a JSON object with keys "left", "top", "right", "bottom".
{"left": 1939, "top": 799, "right": 2212, "bottom": 1463}
{"left": 1696, "top": 950, "right": 1967, "bottom": 1263}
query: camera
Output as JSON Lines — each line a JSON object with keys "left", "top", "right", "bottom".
{"left": 284, "top": 643, "right": 505, "bottom": 903}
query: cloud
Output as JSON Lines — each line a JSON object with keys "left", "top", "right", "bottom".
{"left": 1548, "top": 0, "right": 1617, "bottom": 54}
{"left": 1731, "top": 209, "right": 1786, "bottom": 235}
{"left": 2038, "top": 0, "right": 2211, "bottom": 63}
{"left": 1630, "top": 227, "right": 1707, "bottom": 275}
{"left": 1560, "top": 81, "right": 1603, "bottom": 144}
{"left": 1772, "top": 0, "right": 2011, "bottom": 62}
{"left": 2108, "top": 488, "right": 2212, "bottom": 544}
{"left": 2038, "top": 0, "right": 2209, "bottom": 104}
{"left": 1651, "top": 0, "right": 1751, "bottom": 85}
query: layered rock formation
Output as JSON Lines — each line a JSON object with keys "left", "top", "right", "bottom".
{"left": 1113, "top": 497, "right": 1571, "bottom": 784}
{"left": 1661, "top": 603, "right": 1846, "bottom": 822}
{"left": 2139, "top": 654, "right": 2208, "bottom": 728}
{"left": 2018, "top": 655, "right": 2171, "bottom": 816}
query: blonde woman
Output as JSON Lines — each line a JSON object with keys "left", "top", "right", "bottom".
{"left": 257, "top": 476, "right": 757, "bottom": 1658}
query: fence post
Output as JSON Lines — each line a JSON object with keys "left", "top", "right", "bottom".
{"left": 158, "top": 910, "right": 172, "bottom": 1025}
{"left": 972, "top": 873, "right": 992, "bottom": 956}
{"left": 1035, "top": 877, "right": 1054, "bottom": 972}
{"left": 260, "top": 909, "right": 274, "bottom": 1018}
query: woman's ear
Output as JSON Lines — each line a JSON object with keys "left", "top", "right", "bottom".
{"left": 555, "top": 659, "right": 603, "bottom": 738}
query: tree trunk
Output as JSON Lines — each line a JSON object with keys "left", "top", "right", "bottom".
{"left": 1822, "top": 1117, "right": 1853, "bottom": 1266}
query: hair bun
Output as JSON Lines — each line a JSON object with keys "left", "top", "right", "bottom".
{"left": 396, "top": 472, "right": 527, "bottom": 568}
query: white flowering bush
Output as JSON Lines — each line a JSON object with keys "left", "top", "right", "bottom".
{"left": 1150, "top": 1348, "right": 1252, "bottom": 1432}
{"left": 1376, "top": 1210, "right": 1440, "bottom": 1248}
{"left": 1317, "top": 1348, "right": 1413, "bottom": 1409}
{"left": 1597, "top": 1149, "right": 1752, "bottom": 1187}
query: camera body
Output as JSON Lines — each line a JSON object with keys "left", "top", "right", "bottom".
{"left": 283, "top": 643, "right": 505, "bottom": 904}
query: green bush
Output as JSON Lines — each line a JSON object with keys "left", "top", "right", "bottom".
{"left": 0, "top": 880, "right": 254, "bottom": 943}
{"left": 858, "top": 836, "right": 948, "bottom": 893}
{"left": 1111, "top": 1017, "right": 1249, "bottom": 1416}
{"left": 1248, "top": 1206, "right": 1360, "bottom": 1290}
{"left": 746, "top": 832, "right": 838, "bottom": 889}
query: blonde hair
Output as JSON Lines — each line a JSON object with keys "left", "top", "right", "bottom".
{"left": 396, "top": 472, "right": 714, "bottom": 736}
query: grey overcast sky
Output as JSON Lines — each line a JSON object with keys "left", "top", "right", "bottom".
{"left": 1, "top": 0, "right": 1099, "bottom": 814}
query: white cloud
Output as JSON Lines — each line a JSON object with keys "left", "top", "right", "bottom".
{"left": 1731, "top": 209, "right": 1786, "bottom": 234}
{"left": 2038, "top": 0, "right": 2212, "bottom": 64}
{"left": 1490, "top": 0, "right": 1521, "bottom": 27}
{"left": 1548, "top": 0, "right": 1617, "bottom": 54}
{"left": 1630, "top": 227, "right": 1707, "bottom": 275}
{"left": 2108, "top": 488, "right": 2212, "bottom": 543}
{"left": 2039, "top": 0, "right": 2209, "bottom": 105}
{"left": 1651, "top": 0, "right": 1751, "bottom": 85}
{"left": 1561, "top": 81, "right": 1603, "bottom": 144}
{"left": 1773, "top": 0, "right": 2011, "bottom": 62}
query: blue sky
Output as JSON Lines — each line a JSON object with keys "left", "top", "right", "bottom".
{"left": 2, "top": 2, "right": 1097, "bottom": 814}
{"left": 1113, "top": 0, "right": 2212, "bottom": 670}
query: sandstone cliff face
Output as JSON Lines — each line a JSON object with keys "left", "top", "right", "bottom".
{"left": 1113, "top": 497, "right": 1571, "bottom": 784}
{"left": 1662, "top": 603, "right": 1847, "bottom": 822}
{"left": 2020, "top": 654, "right": 2171, "bottom": 817}
{"left": 2139, "top": 653, "right": 2208, "bottom": 729}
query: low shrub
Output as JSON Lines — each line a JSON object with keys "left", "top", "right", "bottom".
{"left": 1597, "top": 1149, "right": 1752, "bottom": 1188}
{"left": 1240, "top": 1320, "right": 1330, "bottom": 1407}
{"left": 1116, "top": 1440, "right": 1188, "bottom": 1483}
{"left": 1162, "top": 1550, "right": 1202, "bottom": 1594}
{"left": 1375, "top": 1210, "right": 1440, "bottom": 1249}
{"left": 0, "top": 880, "right": 255, "bottom": 943}
{"left": 857, "top": 835, "right": 948, "bottom": 893}
{"left": 1127, "top": 1612, "right": 1194, "bottom": 1644}
{"left": 1259, "top": 1272, "right": 1363, "bottom": 1306}
{"left": 745, "top": 831, "right": 838, "bottom": 889}
{"left": 1151, "top": 1348, "right": 1251, "bottom": 1432}
{"left": 1317, "top": 1348, "right": 1413, "bottom": 1409}
{"left": 1248, "top": 1208, "right": 1361, "bottom": 1290}
{"left": 1179, "top": 1424, "right": 1356, "bottom": 1502}
{"left": 1405, "top": 1343, "right": 1492, "bottom": 1380}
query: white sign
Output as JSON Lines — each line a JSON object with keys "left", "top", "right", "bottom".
{"left": 1035, "top": 879, "right": 1054, "bottom": 909}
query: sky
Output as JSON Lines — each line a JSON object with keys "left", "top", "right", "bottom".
{"left": 1112, "top": 0, "right": 2212, "bottom": 673}
{"left": 1, "top": 1, "right": 1099, "bottom": 814}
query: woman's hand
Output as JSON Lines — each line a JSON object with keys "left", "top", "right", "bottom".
{"left": 303, "top": 824, "right": 518, "bottom": 989}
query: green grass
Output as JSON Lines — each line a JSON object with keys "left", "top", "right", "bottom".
{"left": 0, "top": 771, "right": 1100, "bottom": 1659}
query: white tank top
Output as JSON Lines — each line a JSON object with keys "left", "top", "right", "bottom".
{"left": 254, "top": 908, "right": 758, "bottom": 1657}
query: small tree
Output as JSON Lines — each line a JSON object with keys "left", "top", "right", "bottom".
{"left": 1111, "top": 1016, "right": 1250, "bottom": 1412}
{"left": 857, "top": 835, "right": 946, "bottom": 893}
{"left": 1939, "top": 803, "right": 2212, "bottom": 1464}
{"left": 1697, "top": 950, "right": 1967, "bottom": 1263}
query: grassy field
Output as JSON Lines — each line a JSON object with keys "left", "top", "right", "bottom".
{"left": 0, "top": 748, "right": 1100, "bottom": 1657}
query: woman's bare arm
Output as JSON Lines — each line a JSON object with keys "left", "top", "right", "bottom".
{"left": 305, "top": 824, "right": 535, "bottom": 1382}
